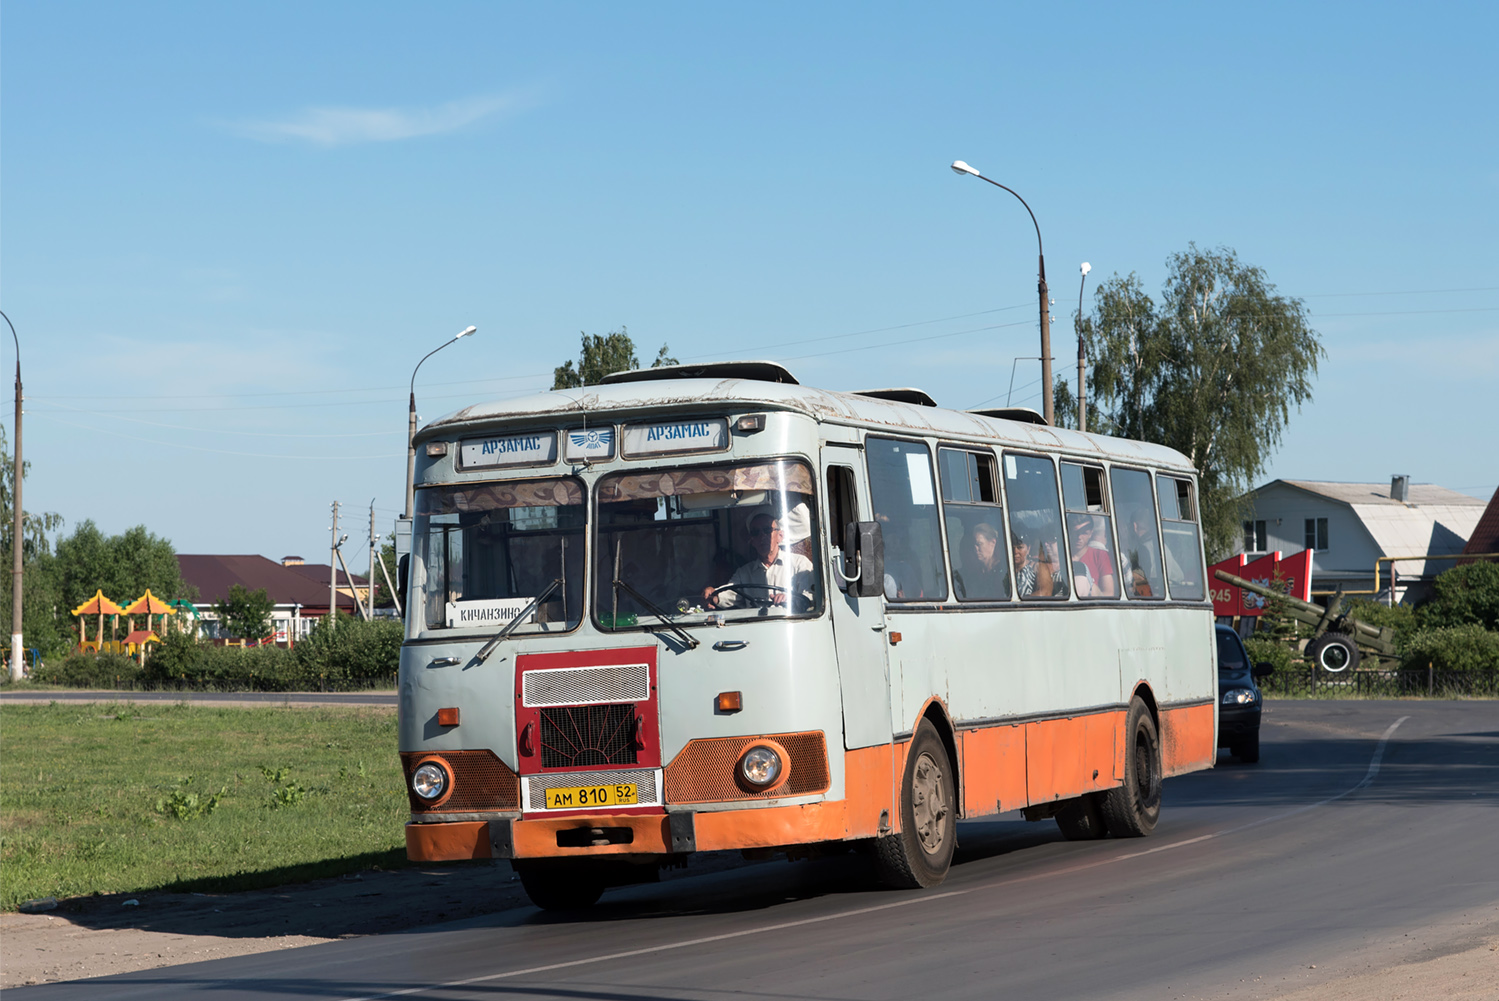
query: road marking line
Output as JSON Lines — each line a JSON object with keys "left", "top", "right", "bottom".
{"left": 330, "top": 715, "right": 1410, "bottom": 1001}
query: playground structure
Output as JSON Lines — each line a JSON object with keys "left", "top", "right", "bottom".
{"left": 71, "top": 588, "right": 184, "bottom": 664}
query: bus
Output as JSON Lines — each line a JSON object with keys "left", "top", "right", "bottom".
{"left": 398, "top": 361, "right": 1216, "bottom": 908}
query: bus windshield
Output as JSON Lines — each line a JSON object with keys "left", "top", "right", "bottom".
{"left": 414, "top": 477, "right": 586, "bottom": 634}
{"left": 595, "top": 459, "right": 822, "bottom": 628}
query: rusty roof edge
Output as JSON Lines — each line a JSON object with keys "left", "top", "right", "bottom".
{"left": 416, "top": 379, "right": 1194, "bottom": 471}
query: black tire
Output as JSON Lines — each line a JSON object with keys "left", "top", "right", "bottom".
{"left": 1100, "top": 697, "right": 1162, "bottom": 838}
{"left": 874, "top": 720, "right": 957, "bottom": 888}
{"left": 1055, "top": 792, "right": 1109, "bottom": 840}
{"left": 1233, "top": 732, "right": 1261, "bottom": 764}
{"left": 514, "top": 861, "right": 605, "bottom": 911}
{"left": 1306, "top": 633, "right": 1360, "bottom": 673}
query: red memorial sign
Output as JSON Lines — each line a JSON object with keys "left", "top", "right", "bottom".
{"left": 1208, "top": 549, "right": 1314, "bottom": 617}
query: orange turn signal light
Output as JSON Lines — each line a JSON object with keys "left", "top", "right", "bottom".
{"left": 889, "top": 632, "right": 902, "bottom": 645}
{"left": 716, "top": 691, "right": 743, "bottom": 713}
{"left": 437, "top": 707, "right": 460, "bottom": 727}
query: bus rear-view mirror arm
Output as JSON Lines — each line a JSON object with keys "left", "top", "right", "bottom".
{"left": 844, "top": 521, "right": 884, "bottom": 599}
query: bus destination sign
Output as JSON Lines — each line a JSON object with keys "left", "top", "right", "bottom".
{"left": 622, "top": 418, "right": 728, "bottom": 457}
{"left": 446, "top": 597, "right": 536, "bottom": 629}
{"left": 458, "top": 432, "right": 557, "bottom": 469}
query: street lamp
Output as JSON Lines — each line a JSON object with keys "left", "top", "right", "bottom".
{"left": 1077, "top": 262, "right": 1091, "bottom": 433}
{"left": 0, "top": 310, "right": 22, "bottom": 681}
{"left": 405, "top": 326, "right": 476, "bottom": 520}
{"left": 950, "top": 160, "right": 1055, "bottom": 426}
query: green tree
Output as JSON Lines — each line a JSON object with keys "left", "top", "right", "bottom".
{"left": 50, "top": 521, "right": 195, "bottom": 631}
{"left": 552, "top": 327, "right": 677, "bottom": 389}
{"left": 1082, "top": 245, "right": 1323, "bottom": 559}
{"left": 213, "top": 584, "right": 274, "bottom": 641}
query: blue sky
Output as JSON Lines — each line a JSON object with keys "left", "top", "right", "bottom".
{"left": 2, "top": 1, "right": 1495, "bottom": 568}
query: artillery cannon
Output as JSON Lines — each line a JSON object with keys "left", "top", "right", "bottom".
{"left": 1212, "top": 569, "right": 1397, "bottom": 671}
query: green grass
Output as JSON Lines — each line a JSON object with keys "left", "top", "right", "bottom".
{"left": 0, "top": 702, "right": 410, "bottom": 911}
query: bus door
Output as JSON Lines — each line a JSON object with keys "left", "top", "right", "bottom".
{"left": 821, "top": 445, "right": 893, "bottom": 750}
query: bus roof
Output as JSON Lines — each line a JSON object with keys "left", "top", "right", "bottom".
{"left": 421, "top": 372, "right": 1196, "bottom": 473}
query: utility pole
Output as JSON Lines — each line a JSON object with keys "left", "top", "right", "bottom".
{"left": 2, "top": 310, "right": 23, "bottom": 681}
{"left": 1077, "top": 262, "right": 1091, "bottom": 433}
{"left": 368, "top": 500, "right": 377, "bottom": 620}
{"left": 1038, "top": 260, "right": 1053, "bottom": 427}
{"left": 329, "top": 501, "right": 340, "bottom": 631}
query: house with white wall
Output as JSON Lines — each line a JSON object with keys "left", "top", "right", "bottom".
{"left": 1237, "top": 476, "right": 1485, "bottom": 603}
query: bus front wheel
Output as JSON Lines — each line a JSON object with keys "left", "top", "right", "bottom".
{"left": 875, "top": 720, "right": 957, "bottom": 888}
{"left": 1100, "top": 697, "right": 1161, "bottom": 837}
{"left": 514, "top": 860, "right": 606, "bottom": 911}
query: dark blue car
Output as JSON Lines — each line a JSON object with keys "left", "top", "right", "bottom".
{"left": 1216, "top": 624, "right": 1274, "bottom": 763}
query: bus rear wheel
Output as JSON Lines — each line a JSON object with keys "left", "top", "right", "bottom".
{"left": 1100, "top": 697, "right": 1161, "bottom": 837}
{"left": 875, "top": 720, "right": 956, "bottom": 888}
{"left": 514, "top": 860, "right": 606, "bottom": 911}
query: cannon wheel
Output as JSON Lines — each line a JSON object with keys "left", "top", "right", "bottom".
{"left": 1307, "top": 632, "right": 1360, "bottom": 673}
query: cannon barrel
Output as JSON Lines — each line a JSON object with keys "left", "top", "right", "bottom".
{"left": 1212, "top": 568, "right": 1396, "bottom": 657}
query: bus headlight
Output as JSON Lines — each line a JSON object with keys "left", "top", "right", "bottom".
{"left": 412, "top": 762, "right": 449, "bottom": 800}
{"left": 739, "top": 745, "right": 783, "bottom": 788}
{"left": 1221, "top": 688, "right": 1258, "bottom": 705}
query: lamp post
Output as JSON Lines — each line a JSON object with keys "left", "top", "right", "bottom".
{"left": 1, "top": 310, "right": 22, "bottom": 681}
{"left": 1077, "top": 262, "right": 1091, "bottom": 433}
{"left": 950, "top": 160, "right": 1054, "bottom": 426}
{"left": 405, "top": 326, "right": 476, "bottom": 520}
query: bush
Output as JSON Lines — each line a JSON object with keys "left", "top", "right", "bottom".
{"left": 1418, "top": 561, "right": 1499, "bottom": 631}
{"left": 1399, "top": 624, "right": 1499, "bottom": 671}
{"left": 31, "top": 652, "right": 143, "bottom": 688}
{"left": 1244, "top": 636, "right": 1295, "bottom": 674}
{"left": 292, "top": 615, "right": 403, "bottom": 686}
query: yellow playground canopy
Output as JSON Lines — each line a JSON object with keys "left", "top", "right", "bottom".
{"left": 122, "top": 590, "right": 176, "bottom": 618}
{"left": 71, "top": 590, "right": 123, "bottom": 617}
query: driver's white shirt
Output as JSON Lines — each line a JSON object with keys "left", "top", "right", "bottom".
{"left": 717, "top": 550, "right": 815, "bottom": 608}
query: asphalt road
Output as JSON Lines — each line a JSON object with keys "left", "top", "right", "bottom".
{"left": 12, "top": 700, "right": 1498, "bottom": 1000}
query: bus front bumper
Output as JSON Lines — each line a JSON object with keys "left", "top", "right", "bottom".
{"left": 406, "top": 802, "right": 848, "bottom": 862}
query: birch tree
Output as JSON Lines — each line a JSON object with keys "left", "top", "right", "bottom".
{"left": 1083, "top": 245, "right": 1322, "bottom": 559}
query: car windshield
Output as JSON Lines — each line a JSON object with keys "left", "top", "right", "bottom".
{"left": 1216, "top": 630, "right": 1248, "bottom": 671}
{"left": 594, "top": 459, "right": 822, "bottom": 628}
{"left": 413, "top": 477, "right": 586, "bottom": 634}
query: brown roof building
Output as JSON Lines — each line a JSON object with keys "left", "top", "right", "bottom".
{"left": 177, "top": 554, "right": 365, "bottom": 643}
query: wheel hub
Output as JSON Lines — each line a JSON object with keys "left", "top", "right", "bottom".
{"left": 911, "top": 751, "right": 949, "bottom": 854}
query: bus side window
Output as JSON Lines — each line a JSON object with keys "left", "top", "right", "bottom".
{"left": 1111, "top": 468, "right": 1165, "bottom": 600}
{"left": 941, "top": 448, "right": 1009, "bottom": 601}
{"left": 1002, "top": 453, "right": 1069, "bottom": 600}
{"left": 826, "top": 465, "right": 858, "bottom": 590}
{"left": 1157, "top": 474, "right": 1205, "bottom": 600}
{"left": 866, "top": 438, "right": 948, "bottom": 602}
{"left": 1061, "top": 462, "right": 1118, "bottom": 599}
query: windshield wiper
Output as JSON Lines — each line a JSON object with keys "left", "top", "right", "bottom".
{"left": 475, "top": 539, "right": 569, "bottom": 664}
{"left": 611, "top": 539, "right": 700, "bottom": 650}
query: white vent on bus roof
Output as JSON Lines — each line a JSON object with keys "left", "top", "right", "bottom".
{"left": 521, "top": 663, "right": 651, "bottom": 707}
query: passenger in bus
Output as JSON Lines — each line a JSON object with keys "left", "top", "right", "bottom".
{"left": 1068, "top": 515, "right": 1117, "bottom": 598}
{"left": 953, "top": 522, "right": 1009, "bottom": 600}
{"left": 1119, "top": 507, "right": 1162, "bottom": 597}
{"left": 703, "top": 514, "right": 815, "bottom": 610}
{"left": 1011, "top": 532, "right": 1056, "bottom": 598}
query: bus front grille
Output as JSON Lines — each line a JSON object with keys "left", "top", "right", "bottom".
{"left": 539, "top": 703, "right": 639, "bottom": 769}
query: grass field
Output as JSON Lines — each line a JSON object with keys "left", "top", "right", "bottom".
{"left": 0, "top": 702, "right": 410, "bottom": 911}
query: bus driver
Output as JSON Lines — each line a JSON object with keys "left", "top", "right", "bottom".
{"left": 703, "top": 513, "right": 815, "bottom": 610}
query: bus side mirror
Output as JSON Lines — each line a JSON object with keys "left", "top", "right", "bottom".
{"left": 844, "top": 521, "right": 884, "bottom": 599}
{"left": 397, "top": 554, "right": 410, "bottom": 615}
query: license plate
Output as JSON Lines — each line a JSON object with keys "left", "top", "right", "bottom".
{"left": 544, "top": 782, "right": 638, "bottom": 810}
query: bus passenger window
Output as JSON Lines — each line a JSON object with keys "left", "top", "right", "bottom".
{"left": 866, "top": 439, "right": 947, "bottom": 602}
{"left": 941, "top": 448, "right": 1008, "bottom": 600}
{"left": 1157, "top": 474, "right": 1205, "bottom": 600}
{"left": 1061, "top": 462, "right": 1118, "bottom": 599}
{"left": 1111, "top": 468, "right": 1165, "bottom": 600}
{"left": 1002, "top": 453, "right": 1068, "bottom": 600}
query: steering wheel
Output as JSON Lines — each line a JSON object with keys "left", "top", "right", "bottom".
{"left": 704, "top": 583, "right": 788, "bottom": 608}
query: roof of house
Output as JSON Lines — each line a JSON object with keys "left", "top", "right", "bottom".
{"left": 283, "top": 562, "right": 368, "bottom": 588}
{"left": 177, "top": 555, "right": 359, "bottom": 612}
{"left": 1461, "top": 487, "right": 1499, "bottom": 557}
{"left": 1264, "top": 480, "right": 1486, "bottom": 578}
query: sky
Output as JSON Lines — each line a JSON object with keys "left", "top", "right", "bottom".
{"left": 2, "top": 1, "right": 1496, "bottom": 570}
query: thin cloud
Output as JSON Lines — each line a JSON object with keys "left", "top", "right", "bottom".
{"left": 226, "top": 92, "right": 526, "bottom": 147}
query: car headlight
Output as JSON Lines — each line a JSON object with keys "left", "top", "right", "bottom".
{"left": 1221, "top": 688, "right": 1258, "bottom": 705}
{"left": 412, "top": 762, "right": 449, "bottom": 800}
{"left": 739, "top": 745, "right": 783, "bottom": 788}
